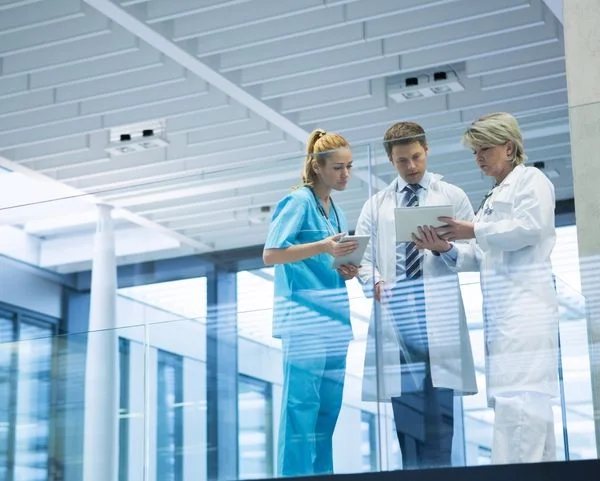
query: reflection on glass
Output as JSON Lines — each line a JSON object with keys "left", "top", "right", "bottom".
{"left": 0, "top": 314, "right": 14, "bottom": 481}
{"left": 157, "top": 350, "right": 184, "bottom": 481}
{"left": 360, "top": 411, "right": 377, "bottom": 472}
{"left": 238, "top": 375, "right": 273, "bottom": 479}
{"left": 237, "top": 268, "right": 278, "bottom": 347}
{"left": 13, "top": 322, "right": 53, "bottom": 481}
{"left": 459, "top": 226, "right": 597, "bottom": 463}
{"left": 119, "top": 277, "right": 207, "bottom": 322}
{"left": 118, "top": 338, "right": 130, "bottom": 481}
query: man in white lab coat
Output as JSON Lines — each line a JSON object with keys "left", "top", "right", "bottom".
{"left": 415, "top": 112, "right": 559, "bottom": 464}
{"left": 356, "top": 122, "right": 477, "bottom": 469}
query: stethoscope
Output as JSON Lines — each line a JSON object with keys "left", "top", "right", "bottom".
{"left": 308, "top": 187, "right": 341, "bottom": 236}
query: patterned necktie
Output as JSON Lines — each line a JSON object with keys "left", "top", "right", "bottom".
{"left": 400, "top": 184, "right": 423, "bottom": 279}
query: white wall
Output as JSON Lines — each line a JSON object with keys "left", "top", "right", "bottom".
{"left": 0, "top": 257, "right": 62, "bottom": 318}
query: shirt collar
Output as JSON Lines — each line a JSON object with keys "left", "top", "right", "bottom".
{"left": 498, "top": 164, "right": 525, "bottom": 187}
{"left": 396, "top": 171, "right": 432, "bottom": 192}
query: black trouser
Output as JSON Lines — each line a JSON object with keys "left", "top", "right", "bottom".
{"left": 389, "top": 280, "right": 454, "bottom": 470}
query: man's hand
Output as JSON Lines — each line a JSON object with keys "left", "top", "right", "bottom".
{"left": 374, "top": 281, "right": 390, "bottom": 302}
{"left": 337, "top": 264, "right": 359, "bottom": 281}
{"left": 435, "top": 217, "right": 475, "bottom": 241}
{"left": 412, "top": 226, "right": 452, "bottom": 252}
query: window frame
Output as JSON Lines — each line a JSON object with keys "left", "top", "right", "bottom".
{"left": 0, "top": 301, "right": 59, "bottom": 481}
{"left": 238, "top": 374, "right": 274, "bottom": 480}
{"left": 156, "top": 349, "right": 184, "bottom": 481}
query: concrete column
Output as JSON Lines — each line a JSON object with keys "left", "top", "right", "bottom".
{"left": 83, "top": 204, "right": 119, "bottom": 480}
{"left": 564, "top": 0, "right": 600, "bottom": 457}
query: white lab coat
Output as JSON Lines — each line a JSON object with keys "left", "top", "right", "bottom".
{"left": 447, "top": 164, "right": 559, "bottom": 405}
{"left": 356, "top": 174, "right": 478, "bottom": 402}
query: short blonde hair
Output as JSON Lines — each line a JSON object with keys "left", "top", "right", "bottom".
{"left": 462, "top": 112, "right": 527, "bottom": 165}
{"left": 301, "top": 129, "right": 350, "bottom": 187}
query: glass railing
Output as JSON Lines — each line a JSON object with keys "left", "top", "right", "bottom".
{"left": 0, "top": 272, "right": 595, "bottom": 480}
{"left": 0, "top": 114, "right": 597, "bottom": 481}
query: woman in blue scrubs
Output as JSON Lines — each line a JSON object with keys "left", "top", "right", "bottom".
{"left": 263, "top": 129, "right": 358, "bottom": 477}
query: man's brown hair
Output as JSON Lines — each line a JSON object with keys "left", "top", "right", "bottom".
{"left": 383, "top": 122, "right": 427, "bottom": 159}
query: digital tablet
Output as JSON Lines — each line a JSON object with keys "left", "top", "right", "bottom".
{"left": 394, "top": 205, "right": 454, "bottom": 243}
{"left": 331, "top": 234, "right": 370, "bottom": 269}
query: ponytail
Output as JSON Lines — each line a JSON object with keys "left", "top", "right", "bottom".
{"left": 298, "top": 128, "right": 350, "bottom": 188}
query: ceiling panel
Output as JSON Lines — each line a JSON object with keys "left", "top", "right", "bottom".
{"left": 0, "top": 0, "right": 573, "bottom": 271}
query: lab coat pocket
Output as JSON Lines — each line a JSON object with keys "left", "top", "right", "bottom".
{"left": 489, "top": 200, "right": 513, "bottom": 219}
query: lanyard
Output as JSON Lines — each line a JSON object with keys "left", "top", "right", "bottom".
{"left": 475, "top": 188, "right": 494, "bottom": 216}
{"left": 309, "top": 187, "right": 341, "bottom": 236}
{"left": 475, "top": 182, "right": 500, "bottom": 218}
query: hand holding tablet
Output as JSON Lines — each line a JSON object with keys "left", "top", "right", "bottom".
{"left": 394, "top": 205, "right": 454, "bottom": 242}
{"left": 331, "top": 234, "right": 370, "bottom": 269}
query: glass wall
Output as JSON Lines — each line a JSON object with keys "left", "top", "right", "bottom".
{"left": 0, "top": 306, "right": 57, "bottom": 481}
{"left": 156, "top": 350, "right": 184, "bottom": 481}
{"left": 118, "top": 338, "right": 130, "bottom": 481}
{"left": 360, "top": 411, "right": 378, "bottom": 472}
{"left": 2, "top": 0, "right": 600, "bottom": 474}
{"left": 0, "top": 133, "right": 596, "bottom": 481}
{"left": 238, "top": 375, "right": 274, "bottom": 480}
{"left": 117, "top": 278, "right": 208, "bottom": 481}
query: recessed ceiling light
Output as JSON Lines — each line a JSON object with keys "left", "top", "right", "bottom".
{"left": 388, "top": 69, "right": 465, "bottom": 103}
{"left": 402, "top": 91, "right": 424, "bottom": 99}
{"left": 431, "top": 85, "right": 452, "bottom": 94}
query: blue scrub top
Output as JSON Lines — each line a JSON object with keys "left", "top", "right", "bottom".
{"left": 264, "top": 186, "right": 352, "bottom": 341}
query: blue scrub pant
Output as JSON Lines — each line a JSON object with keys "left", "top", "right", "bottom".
{"left": 278, "top": 333, "right": 349, "bottom": 477}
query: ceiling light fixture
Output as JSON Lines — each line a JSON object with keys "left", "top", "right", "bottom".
{"left": 387, "top": 69, "right": 465, "bottom": 103}
{"left": 105, "top": 120, "right": 169, "bottom": 156}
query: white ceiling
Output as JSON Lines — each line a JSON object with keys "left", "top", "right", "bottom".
{"left": 0, "top": 0, "right": 571, "bottom": 273}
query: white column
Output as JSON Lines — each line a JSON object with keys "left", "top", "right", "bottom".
{"left": 564, "top": 0, "right": 600, "bottom": 456}
{"left": 83, "top": 204, "right": 119, "bottom": 481}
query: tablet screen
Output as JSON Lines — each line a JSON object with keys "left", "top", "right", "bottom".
{"left": 331, "top": 235, "right": 370, "bottom": 269}
{"left": 394, "top": 205, "right": 454, "bottom": 243}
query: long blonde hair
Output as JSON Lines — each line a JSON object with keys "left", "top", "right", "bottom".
{"left": 300, "top": 129, "right": 350, "bottom": 187}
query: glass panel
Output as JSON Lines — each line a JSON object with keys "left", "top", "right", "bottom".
{"left": 157, "top": 350, "right": 184, "bottom": 481}
{"left": 552, "top": 228, "right": 597, "bottom": 460}
{"left": 12, "top": 321, "right": 53, "bottom": 481}
{"left": 54, "top": 324, "right": 148, "bottom": 481}
{"left": 0, "top": 31, "right": 596, "bottom": 479}
{"left": 237, "top": 268, "right": 278, "bottom": 347}
{"left": 144, "top": 314, "right": 207, "bottom": 481}
{"left": 118, "top": 338, "right": 130, "bottom": 481}
{"left": 238, "top": 375, "right": 273, "bottom": 479}
{"left": 360, "top": 411, "right": 377, "bottom": 472}
{"left": 364, "top": 116, "right": 596, "bottom": 471}
{"left": 120, "top": 279, "right": 208, "bottom": 481}
{"left": 0, "top": 315, "right": 15, "bottom": 481}
{"left": 119, "top": 278, "right": 207, "bottom": 322}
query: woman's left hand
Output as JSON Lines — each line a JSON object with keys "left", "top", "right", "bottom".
{"left": 435, "top": 217, "right": 476, "bottom": 241}
{"left": 337, "top": 264, "right": 359, "bottom": 280}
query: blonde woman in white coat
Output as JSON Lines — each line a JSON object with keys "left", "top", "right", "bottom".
{"left": 415, "top": 112, "right": 559, "bottom": 464}
{"left": 356, "top": 122, "right": 477, "bottom": 470}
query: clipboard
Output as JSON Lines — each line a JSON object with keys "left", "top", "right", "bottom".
{"left": 331, "top": 234, "right": 370, "bottom": 269}
{"left": 394, "top": 205, "right": 454, "bottom": 243}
